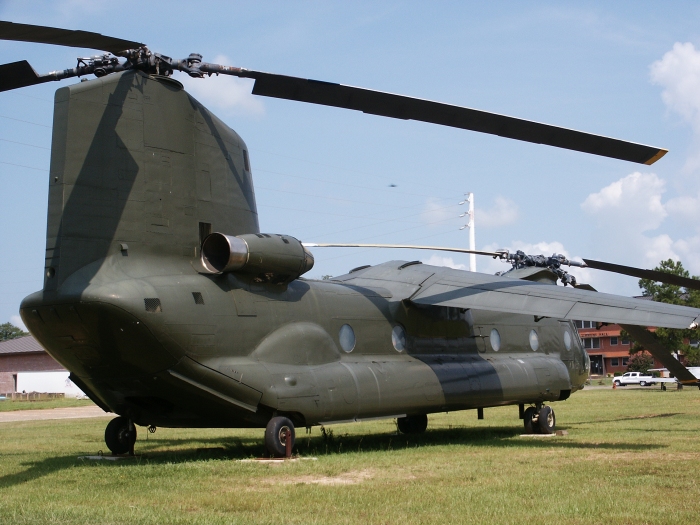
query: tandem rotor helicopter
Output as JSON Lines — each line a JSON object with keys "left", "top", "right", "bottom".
{"left": 3, "top": 21, "right": 700, "bottom": 457}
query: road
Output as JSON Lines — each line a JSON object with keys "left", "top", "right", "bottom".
{"left": 0, "top": 405, "right": 111, "bottom": 423}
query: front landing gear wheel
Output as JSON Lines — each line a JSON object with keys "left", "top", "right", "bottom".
{"left": 537, "top": 406, "right": 555, "bottom": 434}
{"left": 397, "top": 414, "right": 428, "bottom": 434}
{"left": 523, "top": 406, "right": 537, "bottom": 434}
{"left": 265, "top": 416, "right": 295, "bottom": 458}
{"left": 105, "top": 416, "right": 136, "bottom": 455}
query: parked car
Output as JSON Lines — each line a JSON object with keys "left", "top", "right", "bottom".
{"left": 613, "top": 371, "right": 676, "bottom": 387}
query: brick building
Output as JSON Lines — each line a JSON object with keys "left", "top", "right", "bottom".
{"left": 0, "top": 336, "right": 66, "bottom": 392}
{"left": 575, "top": 321, "right": 633, "bottom": 376}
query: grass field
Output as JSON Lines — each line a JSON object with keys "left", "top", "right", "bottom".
{"left": 1, "top": 387, "right": 699, "bottom": 524}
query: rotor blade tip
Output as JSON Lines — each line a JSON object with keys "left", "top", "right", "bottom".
{"left": 644, "top": 149, "right": 668, "bottom": 165}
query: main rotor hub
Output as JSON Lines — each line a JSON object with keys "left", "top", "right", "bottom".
{"left": 501, "top": 250, "right": 581, "bottom": 287}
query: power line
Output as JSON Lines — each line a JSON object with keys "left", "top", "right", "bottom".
{"left": 0, "top": 115, "right": 51, "bottom": 128}
{"left": 0, "top": 138, "right": 50, "bottom": 150}
{"left": 0, "top": 161, "right": 47, "bottom": 172}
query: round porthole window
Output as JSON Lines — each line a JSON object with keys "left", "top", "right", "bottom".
{"left": 339, "top": 324, "right": 355, "bottom": 352}
{"left": 529, "top": 329, "right": 539, "bottom": 351}
{"left": 563, "top": 330, "right": 572, "bottom": 351}
{"left": 391, "top": 325, "right": 406, "bottom": 352}
{"left": 490, "top": 328, "right": 501, "bottom": 351}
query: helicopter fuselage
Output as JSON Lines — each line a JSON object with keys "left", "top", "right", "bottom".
{"left": 21, "top": 254, "right": 589, "bottom": 429}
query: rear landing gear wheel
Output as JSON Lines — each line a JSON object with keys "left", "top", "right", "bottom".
{"left": 537, "top": 406, "right": 555, "bottom": 434}
{"left": 265, "top": 416, "right": 295, "bottom": 458}
{"left": 104, "top": 416, "right": 136, "bottom": 455}
{"left": 397, "top": 414, "right": 428, "bottom": 434}
{"left": 523, "top": 406, "right": 537, "bottom": 434}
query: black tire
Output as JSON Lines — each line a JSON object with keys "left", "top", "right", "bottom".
{"left": 265, "top": 416, "right": 295, "bottom": 458}
{"left": 538, "top": 406, "right": 555, "bottom": 434}
{"left": 523, "top": 406, "right": 538, "bottom": 434}
{"left": 104, "top": 416, "right": 136, "bottom": 455}
{"left": 397, "top": 414, "right": 428, "bottom": 434}
{"left": 640, "top": 381, "right": 647, "bottom": 387}
{"left": 613, "top": 380, "right": 620, "bottom": 387}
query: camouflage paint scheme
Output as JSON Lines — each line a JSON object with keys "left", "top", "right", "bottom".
{"left": 19, "top": 71, "right": 695, "bottom": 431}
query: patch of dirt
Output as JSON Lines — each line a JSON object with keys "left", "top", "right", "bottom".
{"left": 265, "top": 469, "right": 375, "bottom": 486}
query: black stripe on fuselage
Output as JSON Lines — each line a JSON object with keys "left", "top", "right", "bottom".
{"left": 413, "top": 354, "right": 503, "bottom": 409}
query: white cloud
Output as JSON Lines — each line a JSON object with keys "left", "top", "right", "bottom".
{"left": 179, "top": 55, "right": 265, "bottom": 117}
{"left": 650, "top": 42, "right": 700, "bottom": 172}
{"left": 581, "top": 172, "right": 667, "bottom": 232}
{"left": 650, "top": 42, "right": 700, "bottom": 130}
{"left": 421, "top": 255, "right": 467, "bottom": 270}
{"left": 421, "top": 197, "right": 455, "bottom": 226}
{"left": 642, "top": 234, "right": 678, "bottom": 265}
{"left": 10, "top": 315, "right": 27, "bottom": 332}
{"left": 478, "top": 196, "right": 519, "bottom": 228}
{"left": 666, "top": 192, "right": 700, "bottom": 223}
{"left": 579, "top": 172, "right": 700, "bottom": 279}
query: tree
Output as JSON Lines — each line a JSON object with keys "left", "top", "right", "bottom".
{"left": 634, "top": 259, "right": 700, "bottom": 366}
{"left": 0, "top": 322, "right": 28, "bottom": 341}
{"left": 626, "top": 352, "right": 654, "bottom": 373}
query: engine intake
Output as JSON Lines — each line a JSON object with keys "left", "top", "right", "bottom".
{"left": 201, "top": 232, "right": 314, "bottom": 283}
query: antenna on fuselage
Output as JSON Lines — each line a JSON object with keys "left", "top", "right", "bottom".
{"left": 459, "top": 192, "right": 476, "bottom": 272}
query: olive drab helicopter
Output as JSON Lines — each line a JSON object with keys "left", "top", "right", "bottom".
{"left": 3, "top": 21, "right": 700, "bottom": 458}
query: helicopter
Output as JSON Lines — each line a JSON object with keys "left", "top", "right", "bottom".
{"left": 2, "top": 21, "right": 699, "bottom": 457}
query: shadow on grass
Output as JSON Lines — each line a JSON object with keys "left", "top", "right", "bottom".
{"left": 589, "top": 412, "right": 682, "bottom": 424}
{"left": 0, "top": 425, "right": 665, "bottom": 488}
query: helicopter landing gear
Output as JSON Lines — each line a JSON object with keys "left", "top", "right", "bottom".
{"left": 537, "top": 405, "right": 555, "bottom": 434}
{"left": 265, "top": 416, "right": 295, "bottom": 458}
{"left": 397, "top": 414, "right": 428, "bottom": 434}
{"left": 523, "top": 405, "right": 556, "bottom": 435}
{"left": 104, "top": 416, "right": 137, "bottom": 455}
{"left": 523, "top": 406, "right": 537, "bottom": 434}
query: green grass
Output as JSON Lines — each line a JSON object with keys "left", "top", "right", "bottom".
{"left": 1, "top": 388, "right": 699, "bottom": 524}
{"left": 0, "top": 398, "right": 95, "bottom": 412}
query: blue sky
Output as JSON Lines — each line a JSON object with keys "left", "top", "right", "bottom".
{"left": 2, "top": 1, "right": 700, "bottom": 328}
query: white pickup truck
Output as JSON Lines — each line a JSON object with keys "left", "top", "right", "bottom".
{"left": 613, "top": 371, "right": 676, "bottom": 387}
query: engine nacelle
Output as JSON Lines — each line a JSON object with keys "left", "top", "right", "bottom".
{"left": 201, "top": 232, "right": 314, "bottom": 283}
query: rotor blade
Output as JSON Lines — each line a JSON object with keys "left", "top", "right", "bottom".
{"left": 235, "top": 71, "right": 666, "bottom": 165}
{"left": 0, "top": 21, "right": 143, "bottom": 54}
{"left": 0, "top": 60, "right": 52, "bottom": 92}
{"left": 302, "top": 242, "right": 506, "bottom": 258}
{"left": 620, "top": 324, "right": 699, "bottom": 384}
{"left": 583, "top": 259, "right": 700, "bottom": 291}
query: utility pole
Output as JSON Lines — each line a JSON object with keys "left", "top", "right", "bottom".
{"left": 459, "top": 192, "right": 476, "bottom": 272}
